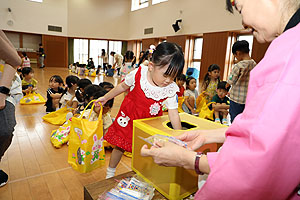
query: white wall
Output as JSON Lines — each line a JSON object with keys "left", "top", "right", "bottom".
{"left": 127, "top": 0, "right": 243, "bottom": 40}
{"left": 0, "top": 0, "right": 68, "bottom": 36}
{"left": 0, "top": 0, "right": 243, "bottom": 40}
{"left": 67, "top": 0, "right": 130, "bottom": 40}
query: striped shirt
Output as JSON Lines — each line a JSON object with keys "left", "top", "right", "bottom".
{"left": 227, "top": 59, "right": 256, "bottom": 104}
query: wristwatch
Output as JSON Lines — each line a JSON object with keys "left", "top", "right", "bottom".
{"left": 0, "top": 86, "right": 10, "bottom": 95}
{"left": 195, "top": 152, "right": 204, "bottom": 175}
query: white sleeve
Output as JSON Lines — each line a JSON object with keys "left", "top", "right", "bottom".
{"left": 124, "top": 67, "right": 138, "bottom": 87}
{"left": 165, "top": 95, "right": 178, "bottom": 110}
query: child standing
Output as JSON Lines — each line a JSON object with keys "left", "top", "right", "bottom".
{"left": 21, "top": 67, "right": 37, "bottom": 95}
{"left": 201, "top": 64, "right": 220, "bottom": 102}
{"left": 120, "top": 51, "right": 136, "bottom": 81}
{"left": 45, "top": 75, "right": 64, "bottom": 112}
{"left": 211, "top": 81, "right": 230, "bottom": 125}
{"left": 21, "top": 52, "right": 30, "bottom": 69}
{"left": 176, "top": 74, "right": 186, "bottom": 97}
{"left": 182, "top": 77, "right": 198, "bottom": 115}
{"left": 226, "top": 40, "right": 256, "bottom": 123}
{"left": 96, "top": 42, "right": 184, "bottom": 178}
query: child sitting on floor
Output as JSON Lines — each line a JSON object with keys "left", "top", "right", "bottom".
{"left": 45, "top": 75, "right": 64, "bottom": 112}
{"left": 21, "top": 67, "right": 37, "bottom": 95}
{"left": 176, "top": 74, "right": 186, "bottom": 97}
{"left": 182, "top": 77, "right": 198, "bottom": 115}
{"left": 211, "top": 81, "right": 230, "bottom": 125}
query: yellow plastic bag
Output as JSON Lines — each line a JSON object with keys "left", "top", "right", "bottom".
{"left": 68, "top": 100, "right": 105, "bottom": 173}
{"left": 177, "top": 96, "right": 186, "bottom": 113}
{"left": 20, "top": 92, "right": 46, "bottom": 105}
{"left": 42, "top": 107, "right": 73, "bottom": 125}
{"left": 50, "top": 119, "right": 72, "bottom": 148}
{"left": 198, "top": 102, "right": 214, "bottom": 121}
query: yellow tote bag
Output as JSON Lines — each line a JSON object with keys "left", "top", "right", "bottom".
{"left": 50, "top": 119, "right": 72, "bottom": 148}
{"left": 177, "top": 96, "right": 186, "bottom": 113}
{"left": 20, "top": 92, "right": 46, "bottom": 105}
{"left": 42, "top": 107, "right": 73, "bottom": 125}
{"left": 68, "top": 100, "right": 105, "bottom": 173}
{"left": 198, "top": 102, "right": 214, "bottom": 121}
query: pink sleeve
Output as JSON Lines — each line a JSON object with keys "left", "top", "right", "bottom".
{"left": 206, "top": 152, "right": 219, "bottom": 168}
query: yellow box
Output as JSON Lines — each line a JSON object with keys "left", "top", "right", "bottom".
{"left": 132, "top": 113, "right": 225, "bottom": 200}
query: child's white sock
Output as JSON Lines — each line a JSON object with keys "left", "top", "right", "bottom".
{"left": 106, "top": 167, "right": 116, "bottom": 179}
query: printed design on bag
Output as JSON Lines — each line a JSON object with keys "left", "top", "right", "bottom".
{"left": 90, "top": 134, "right": 104, "bottom": 164}
{"left": 117, "top": 111, "right": 130, "bottom": 128}
{"left": 52, "top": 126, "right": 71, "bottom": 142}
{"left": 77, "top": 147, "right": 86, "bottom": 165}
{"left": 149, "top": 102, "right": 160, "bottom": 116}
{"left": 33, "top": 95, "right": 40, "bottom": 101}
{"left": 74, "top": 127, "right": 83, "bottom": 139}
{"left": 25, "top": 98, "right": 31, "bottom": 103}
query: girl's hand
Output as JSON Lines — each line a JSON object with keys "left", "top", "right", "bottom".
{"left": 140, "top": 140, "right": 196, "bottom": 169}
{"left": 94, "top": 96, "right": 107, "bottom": 107}
{"left": 175, "top": 130, "right": 206, "bottom": 150}
{"left": 191, "top": 108, "right": 197, "bottom": 115}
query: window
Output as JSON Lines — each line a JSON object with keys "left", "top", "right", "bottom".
{"left": 191, "top": 38, "right": 203, "bottom": 72}
{"left": 74, "top": 39, "right": 88, "bottom": 64}
{"left": 152, "top": 0, "right": 167, "bottom": 5}
{"left": 108, "top": 41, "right": 122, "bottom": 65}
{"left": 237, "top": 34, "right": 253, "bottom": 55}
{"left": 131, "top": 0, "right": 149, "bottom": 11}
{"left": 90, "top": 40, "right": 108, "bottom": 67}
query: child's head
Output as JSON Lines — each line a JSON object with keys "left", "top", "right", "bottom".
{"left": 65, "top": 75, "right": 79, "bottom": 90}
{"left": 76, "top": 78, "right": 92, "bottom": 102}
{"left": 216, "top": 81, "right": 230, "bottom": 99}
{"left": 232, "top": 40, "right": 250, "bottom": 62}
{"left": 110, "top": 51, "right": 116, "bottom": 56}
{"left": 148, "top": 42, "right": 184, "bottom": 87}
{"left": 21, "top": 52, "right": 27, "bottom": 58}
{"left": 99, "top": 82, "right": 114, "bottom": 92}
{"left": 22, "top": 67, "right": 34, "bottom": 79}
{"left": 49, "top": 75, "right": 64, "bottom": 89}
{"left": 124, "top": 51, "right": 134, "bottom": 62}
{"left": 202, "top": 64, "right": 220, "bottom": 90}
{"left": 186, "top": 77, "right": 197, "bottom": 90}
{"left": 176, "top": 74, "right": 186, "bottom": 87}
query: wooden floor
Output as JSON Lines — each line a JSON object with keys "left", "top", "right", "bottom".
{"left": 0, "top": 65, "right": 131, "bottom": 200}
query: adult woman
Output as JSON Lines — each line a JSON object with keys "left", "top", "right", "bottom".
{"left": 141, "top": 0, "right": 300, "bottom": 199}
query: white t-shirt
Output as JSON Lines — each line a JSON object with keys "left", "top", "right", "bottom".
{"left": 59, "top": 91, "right": 78, "bottom": 108}
{"left": 184, "top": 89, "right": 199, "bottom": 99}
{"left": 124, "top": 65, "right": 179, "bottom": 110}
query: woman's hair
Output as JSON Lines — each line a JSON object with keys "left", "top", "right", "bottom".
{"left": 99, "top": 82, "right": 114, "bottom": 91}
{"left": 49, "top": 75, "right": 64, "bottom": 85}
{"left": 151, "top": 42, "right": 184, "bottom": 78}
{"left": 65, "top": 75, "right": 79, "bottom": 88}
{"left": 186, "top": 77, "right": 196, "bottom": 90}
{"left": 202, "top": 64, "right": 221, "bottom": 91}
{"left": 101, "top": 49, "right": 106, "bottom": 56}
{"left": 22, "top": 67, "right": 33, "bottom": 76}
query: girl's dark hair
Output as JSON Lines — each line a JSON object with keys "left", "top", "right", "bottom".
{"left": 77, "top": 78, "right": 92, "bottom": 90}
{"left": 151, "top": 42, "right": 184, "bottom": 78}
{"left": 83, "top": 84, "right": 114, "bottom": 108}
{"left": 176, "top": 74, "right": 186, "bottom": 82}
{"left": 22, "top": 67, "right": 33, "bottom": 76}
{"left": 99, "top": 82, "right": 114, "bottom": 91}
{"left": 65, "top": 75, "right": 79, "bottom": 88}
{"left": 226, "top": 0, "right": 234, "bottom": 13}
{"left": 75, "top": 78, "right": 92, "bottom": 103}
{"left": 49, "top": 75, "right": 64, "bottom": 85}
{"left": 22, "top": 52, "right": 28, "bottom": 60}
{"left": 93, "top": 90, "right": 114, "bottom": 109}
{"left": 186, "top": 77, "right": 196, "bottom": 90}
{"left": 202, "top": 64, "right": 221, "bottom": 91}
{"left": 101, "top": 49, "right": 106, "bottom": 56}
{"left": 137, "top": 50, "right": 149, "bottom": 67}
{"left": 123, "top": 50, "right": 136, "bottom": 67}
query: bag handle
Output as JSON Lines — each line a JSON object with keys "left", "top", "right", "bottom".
{"left": 80, "top": 100, "right": 103, "bottom": 121}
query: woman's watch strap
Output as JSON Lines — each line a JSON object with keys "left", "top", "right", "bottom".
{"left": 195, "top": 152, "right": 204, "bottom": 175}
{"left": 0, "top": 86, "right": 10, "bottom": 95}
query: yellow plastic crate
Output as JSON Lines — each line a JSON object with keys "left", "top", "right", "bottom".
{"left": 132, "top": 113, "right": 225, "bottom": 200}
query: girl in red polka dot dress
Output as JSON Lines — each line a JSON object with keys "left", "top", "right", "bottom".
{"left": 95, "top": 42, "right": 184, "bottom": 178}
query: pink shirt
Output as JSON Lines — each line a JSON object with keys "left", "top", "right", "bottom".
{"left": 196, "top": 23, "right": 300, "bottom": 200}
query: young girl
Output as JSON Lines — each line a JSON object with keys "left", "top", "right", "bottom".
{"left": 95, "top": 42, "right": 184, "bottom": 178}
{"left": 45, "top": 75, "right": 64, "bottom": 112}
{"left": 120, "top": 51, "right": 136, "bottom": 81}
{"left": 201, "top": 64, "right": 220, "bottom": 102}
{"left": 83, "top": 85, "right": 114, "bottom": 134}
{"left": 21, "top": 52, "right": 30, "bottom": 69}
{"left": 182, "top": 77, "right": 198, "bottom": 114}
{"left": 59, "top": 75, "right": 80, "bottom": 109}
{"left": 21, "top": 67, "right": 37, "bottom": 95}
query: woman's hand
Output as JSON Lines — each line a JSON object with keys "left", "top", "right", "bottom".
{"left": 140, "top": 140, "right": 196, "bottom": 169}
{"left": 94, "top": 96, "right": 107, "bottom": 107}
{"left": 175, "top": 130, "right": 206, "bottom": 151}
